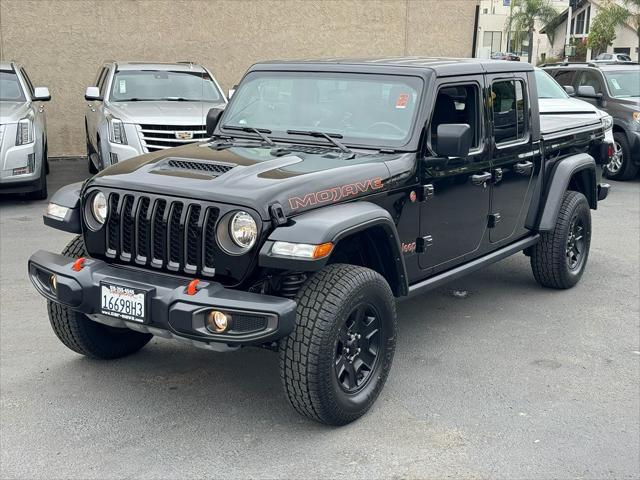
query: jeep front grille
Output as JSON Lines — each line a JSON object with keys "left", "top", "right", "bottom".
{"left": 137, "top": 124, "right": 209, "bottom": 152}
{"left": 104, "top": 192, "right": 219, "bottom": 276}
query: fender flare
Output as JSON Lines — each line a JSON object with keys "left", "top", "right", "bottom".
{"left": 259, "top": 201, "right": 409, "bottom": 296}
{"left": 537, "top": 153, "right": 597, "bottom": 232}
{"left": 42, "top": 181, "right": 83, "bottom": 234}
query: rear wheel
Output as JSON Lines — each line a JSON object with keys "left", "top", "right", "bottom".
{"left": 279, "top": 264, "right": 397, "bottom": 425}
{"left": 47, "top": 236, "right": 152, "bottom": 359}
{"left": 530, "top": 191, "right": 591, "bottom": 289}
{"left": 604, "top": 132, "right": 638, "bottom": 180}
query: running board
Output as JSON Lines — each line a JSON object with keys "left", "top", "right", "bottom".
{"left": 406, "top": 235, "right": 540, "bottom": 298}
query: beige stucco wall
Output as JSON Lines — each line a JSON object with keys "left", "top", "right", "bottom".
{"left": 0, "top": 0, "right": 478, "bottom": 157}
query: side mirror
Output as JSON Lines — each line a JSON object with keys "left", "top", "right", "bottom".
{"left": 434, "top": 124, "right": 472, "bottom": 158}
{"left": 206, "top": 107, "right": 224, "bottom": 136}
{"left": 33, "top": 87, "right": 51, "bottom": 102}
{"left": 576, "top": 85, "right": 598, "bottom": 97}
{"left": 85, "top": 86, "right": 102, "bottom": 101}
{"left": 563, "top": 85, "right": 575, "bottom": 96}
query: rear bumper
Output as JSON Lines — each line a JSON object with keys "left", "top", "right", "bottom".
{"left": 28, "top": 250, "right": 297, "bottom": 350}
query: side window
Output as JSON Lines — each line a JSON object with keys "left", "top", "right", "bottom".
{"left": 430, "top": 83, "right": 481, "bottom": 152}
{"left": 491, "top": 80, "right": 526, "bottom": 145}
{"left": 553, "top": 70, "right": 575, "bottom": 88}
{"left": 577, "top": 71, "right": 603, "bottom": 94}
{"left": 20, "top": 68, "right": 35, "bottom": 97}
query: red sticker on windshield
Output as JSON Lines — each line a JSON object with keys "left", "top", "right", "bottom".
{"left": 396, "top": 93, "right": 409, "bottom": 109}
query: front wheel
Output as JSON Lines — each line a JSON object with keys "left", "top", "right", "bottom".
{"left": 279, "top": 264, "right": 397, "bottom": 425}
{"left": 604, "top": 132, "right": 638, "bottom": 180}
{"left": 530, "top": 191, "right": 591, "bottom": 289}
{"left": 47, "top": 236, "right": 152, "bottom": 359}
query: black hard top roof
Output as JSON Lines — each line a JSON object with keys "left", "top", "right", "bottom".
{"left": 250, "top": 57, "right": 534, "bottom": 76}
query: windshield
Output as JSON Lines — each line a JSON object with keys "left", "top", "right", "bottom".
{"left": 535, "top": 69, "right": 568, "bottom": 99}
{"left": 604, "top": 69, "right": 640, "bottom": 97}
{"left": 221, "top": 72, "right": 423, "bottom": 148}
{"left": 109, "top": 70, "right": 223, "bottom": 102}
{"left": 0, "top": 71, "right": 26, "bottom": 102}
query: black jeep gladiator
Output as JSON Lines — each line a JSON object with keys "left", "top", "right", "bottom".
{"left": 29, "top": 58, "right": 611, "bottom": 425}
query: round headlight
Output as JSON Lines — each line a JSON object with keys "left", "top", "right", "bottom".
{"left": 91, "top": 191, "right": 108, "bottom": 225}
{"left": 229, "top": 211, "right": 257, "bottom": 249}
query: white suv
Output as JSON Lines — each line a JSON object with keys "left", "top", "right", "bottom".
{"left": 0, "top": 62, "right": 51, "bottom": 199}
{"left": 84, "top": 62, "right": 227, "bottom": 172}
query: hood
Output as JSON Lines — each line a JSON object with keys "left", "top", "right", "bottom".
{"left": 0, "top": 101, "right": 30, "bottom": 124}
{"left": 611, "top": 96, "right": 640, "bottom": 111}
{"left": 88, "top": 142, "right": 412, "bottom": 220}
{"left": 539, "top": 97, "right": 599, "bottom": 114}
{"left": 106, "top": 100, "right": 226, "bottom": 125}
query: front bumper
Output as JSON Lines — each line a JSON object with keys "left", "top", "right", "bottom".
{"left": 28, "top": 250, "right": 297, "bottom": 351}
{"left": 0, "top": 141, "right": 40, "bottom": 190}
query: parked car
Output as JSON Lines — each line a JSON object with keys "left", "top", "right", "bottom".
{"left": 491, "top": 52, "right": 520, "bottom": 61}
{"left": 594, "top": 53, "right": 633, "bottom": 63}
{"left": 31, "top": 58, "right": 610, "bottom": 425}
{"left": 535, "top": 68, "right": 614, "bottom": 154}
{"left": 543, "top": 62, "right": 640, "bottom": 180}
{"left": 84, "top": 61, "right": 227, "bottom": 172}
{"left": 0, "top": 62, "right": 51, "bottom": 199}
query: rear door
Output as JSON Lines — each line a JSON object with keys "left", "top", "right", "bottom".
{"left": 486, "top": 72, "right": 535, "bottom": 243}
{"left": 419, "top": 76, "right": 492, "bottom": 273}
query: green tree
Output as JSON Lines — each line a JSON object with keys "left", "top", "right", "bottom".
{"left": 587, "top": 1, "right": 629, "bottom": 57}
{"left": 508, "top": 0, "right": 559, "bottom": 63}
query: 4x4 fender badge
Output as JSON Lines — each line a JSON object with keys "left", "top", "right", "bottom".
{"left": 288, "top": 177, "right": 383, "bottom": 210}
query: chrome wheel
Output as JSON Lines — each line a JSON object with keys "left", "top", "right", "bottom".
{"left": 606, "top": 141, "right": 623, "bottom": 174}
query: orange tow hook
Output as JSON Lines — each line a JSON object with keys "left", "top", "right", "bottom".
{"left": 71, "top": 257, "right": 86, "bottom": 272}
{"left": 186, "top": 279, "right": 200, "bottom": 296}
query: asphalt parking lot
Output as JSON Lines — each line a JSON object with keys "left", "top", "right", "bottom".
{"left": 1, "top": 158, "right": 639, "bottom": 479}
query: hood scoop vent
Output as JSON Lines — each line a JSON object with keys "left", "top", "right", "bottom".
{"left": 156, "top": 157, "right": 236, "bottom": 177}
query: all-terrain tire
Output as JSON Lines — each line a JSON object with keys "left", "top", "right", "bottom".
{"left": 604, "top": 132, "right": 638, "bottom": 181}
{"left": 531, "top": 191, "right": 591, "bottom": 289}
{"left": 47, "top": 236, "right": 152, "bottom": 359}
{"left": 279, "top": 264, "right": 397, "bottom": 425}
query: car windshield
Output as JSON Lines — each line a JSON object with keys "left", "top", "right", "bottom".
{"left": 535, "top": 69, "right": 568, "bottom": 99}
{"left": 0, "top": 71, "right": 26, "bottom": 102}
{"left": 221, "top": 72, "right": 423, "bottom": 148}
{"left": 604, "top": 69, "right": 640, "bottom": 97}
{"left": 109, "top": 70, "right": 223, "bottom": 102}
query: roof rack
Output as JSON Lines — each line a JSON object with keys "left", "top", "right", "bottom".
{"left": 541, "top": 60, "right": 639, "bottom": 68}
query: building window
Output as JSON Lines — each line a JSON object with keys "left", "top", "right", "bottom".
{"left": 576, "top": 10, "right": 586, "bottom": 34}
{"left": 483, "top": 31, "right": 502, "bottom": 53}
{"left": 482, "top": 8, "right": 488, "bottom": 14}
{"left": 585, "top": 6, "right": 591, "bottom": 34}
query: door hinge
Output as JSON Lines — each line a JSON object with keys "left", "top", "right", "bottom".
{"left": 416, "top": 235, "right": 433, "bottom": 253}
{"left": 488, "top": 213, "right": 501, "bottom": 228}
{"left": 421, "top": 184, "right": 434, "bottom": 201}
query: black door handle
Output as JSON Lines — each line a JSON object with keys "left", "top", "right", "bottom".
{"left": 515, "top": 160, "right": 534, "bottom": 175}
{"left": 471, "top": 172, "right": 492, "bottom": 185}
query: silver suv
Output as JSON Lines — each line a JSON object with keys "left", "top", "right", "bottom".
{"left": 0, "top": 62, "right": 51, "bottom": 199}
{"left": 84, "top": 62, "right": 227, "bottom": 172}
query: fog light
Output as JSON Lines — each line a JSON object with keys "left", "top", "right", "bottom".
{"left": 206, "top": 310, "right": 231, "bottom": 333}
{"left": 49, "top": 274, "right": 57, "bottom": 293}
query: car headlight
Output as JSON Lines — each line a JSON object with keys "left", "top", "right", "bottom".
{"left": 86, "top": 191, "right": 108, "bottom": 229}
{"left": 229, "top": 211, "right": 257, "bottom": 249}
{"left": 16, "top": 117, "right": 33, "bottom": 145}
{"left": 601, "top": 114, "right": 613, "bottom": 131}
{"left": 46, "top": 203, "right": 70, "bottom": 220}
{"left": 107, "top": 116, "right": 127, "bottom": 144}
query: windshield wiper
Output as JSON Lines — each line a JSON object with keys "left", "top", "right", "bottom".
{"left": 222, "top": 124, "right": 275, "bottom": 146}
{"left": 286, "top": 130, "right": 352, "bottom": 154}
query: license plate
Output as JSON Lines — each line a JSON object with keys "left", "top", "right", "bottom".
{"left": 100, "top": 283, "right": 147, "bottom": 323}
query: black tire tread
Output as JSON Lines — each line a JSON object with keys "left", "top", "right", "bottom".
{"left": 531, "top": 190, "right": 590, "bottom": 289}
{"left": 279, "top": 264, "right": 396, "bottom": 425}
{"left": 47, "top": 236, "right": 152, "bottom": 359}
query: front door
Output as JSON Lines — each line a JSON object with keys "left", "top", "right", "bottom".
{"left": 486, "top": 73, "right": 535, "bottom": 243}
{"left": 419, "top": 78, "right": 492, "bottom": 273}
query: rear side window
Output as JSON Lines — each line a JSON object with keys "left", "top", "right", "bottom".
{"left": 491, "top": 79, "right": 526, "bottom": 144}
{"left": 552, "top": 70, "right": 575, "bottom": 88}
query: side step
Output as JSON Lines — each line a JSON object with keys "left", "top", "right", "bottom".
{"left": 406, "top": 235, "right": 540, "bottom": 298}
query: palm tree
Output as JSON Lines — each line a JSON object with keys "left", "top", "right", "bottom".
{"left": 508, "top": 0, "right": 560, "bottom": 63}
{"left": 622, "top": 0, "right": 640, "bottom": 58}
